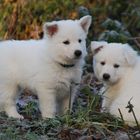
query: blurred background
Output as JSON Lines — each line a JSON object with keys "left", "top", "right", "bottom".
{"left": 0, "top": 0, "right": 140, "bottom": 48}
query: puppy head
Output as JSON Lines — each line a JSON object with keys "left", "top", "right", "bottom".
{"left": 91, "top": 41, "right": 138, "bottom": 85}
{"left": 43, "top": 16, "right": 92, "bottom": 66}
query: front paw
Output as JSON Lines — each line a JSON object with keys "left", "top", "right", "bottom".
{"left": 8, "top": 113, "right": 24, "bottom": 119}
{"left": 5, "top": 106, "right": 24, "bottom": 119}
{"left": 100, "top": 107, "right": 108, "bottom": 113}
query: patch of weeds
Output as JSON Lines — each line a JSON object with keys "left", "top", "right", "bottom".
{"left": 16, "top": 92, "right": 41, "bottom": 119}
{"left": 0, "top": 84, "right": 137, "bottom": 139}
{"left": 58, "top": 85, "right": 124, "bottom": 139}
{"left": 24, "top": 132, "right": 40, "bottom": 140}
{"left": 19, "top": 100, "right": 41, "bottom": 119}
{"left": 0, "top": 128, "right": 19, "bottom": 140}
{"left": 0, "top": 113, "right": 63, "bottom": 139}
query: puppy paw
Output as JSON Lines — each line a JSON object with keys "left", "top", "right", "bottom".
{"left": 5, "top": 107, "right": 24, "bottom": 119}
{"left": 9, "top": 113, "right": 24, "bottom": 119}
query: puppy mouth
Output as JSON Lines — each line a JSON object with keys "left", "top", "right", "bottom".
{"left": 103, "top": 80, "right": 112, "bottom": 85}
{"left": 65, "top": 56, "right": 82, "bottom": 64}
{"left": 58, "top": 62, "right": 75, "bottom": 68}
{"left": 55, "top": 59, "right": 75, "bottom": 68}
{"left": 103, "top": 79, "right": 117, "bottom": 85}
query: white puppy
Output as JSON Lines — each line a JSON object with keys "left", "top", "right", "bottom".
{"left": 91, "top": 41, "right": 140, "bottom": 125}
{"left": 0, "top": 16, "right": 91, "bottom": 119}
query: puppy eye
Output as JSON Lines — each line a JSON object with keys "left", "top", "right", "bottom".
{"left": 114, "top": 64, "right": 120, "bottom": 68}
{"left": 78, "top": 39, "right": 82, "bottom": 43}
{"left": 63, "top": 40, "right": 70, "bottom": 45}
{"left": 100, "top": 61, "right": 105, "bottom": 65}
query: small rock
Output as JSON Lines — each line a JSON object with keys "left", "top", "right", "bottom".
{"left": 114, "top": 131, "right": 131, "bottom": 140}
{"left": 136, "top": 133, "right": 140, "bottom": 139}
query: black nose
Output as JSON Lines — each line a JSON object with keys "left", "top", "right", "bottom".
{"left": 74, "top": 50, "right": 82, "bottom": 57}
{"left": 103, "top": 73, "right": 110, "bottom": 81}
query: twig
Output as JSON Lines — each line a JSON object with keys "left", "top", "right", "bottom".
{"left": 118, "top": 109, "right": 132, "bottom": 140}
{"left": 126, "top": 98, "right": 140, "bottom": 132}
{"left": 68, "top": 84, "right": 72, "bottom": 114}
{"left": 118, "top": 108, "right": 133, "bottom": 140}
{"left": 133, "top": 39, "right": 140, "bottom": 49}
{"left": 118, "top": 108, "right": 125, "bottom": 124}
{"left": 128, "top": 37, "right": 140, "bottom": 40}
{"left": 127, "top": 37, "right": 140, "bottom": 49}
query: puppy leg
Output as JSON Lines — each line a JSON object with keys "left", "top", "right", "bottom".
{"left": 60, "top": 96, "right": 70, "bottom": 114}
{"left": 70, "top": 84, "right": 79, "bottom": 108}
{"left": 37, "top": 88, "right": 56, "bottom": 118}
{"left": 3, "top": 85, "right": 23, "bottom": 119}
{"left": 101, "top": 97, "right": 112, "bottom": 112}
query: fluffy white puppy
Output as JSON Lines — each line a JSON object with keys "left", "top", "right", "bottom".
{"left": 91, "top": 41, "right": 140, "bottom": 125}
{"left": 0, "top": 16, "right": 91, "bottom": 118}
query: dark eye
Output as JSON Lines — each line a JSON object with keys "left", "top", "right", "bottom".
{"left": 63, "top": 40, "right": 70, "bottom": 45}
{"left": 114, "top": 64, "right": 120, "bottom": 68}
{"left": 100, "top": 61, "right": 105, "bottom": 65}
{"left": 78, "top": 39, "right": 82, "bottom": 43}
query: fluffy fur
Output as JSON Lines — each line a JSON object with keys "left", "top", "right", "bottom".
{"left": 0, "top": 16, "right": 91, "bottom": 118}
{"left": 91, "top": 41, "right": 140, "bottom": 125}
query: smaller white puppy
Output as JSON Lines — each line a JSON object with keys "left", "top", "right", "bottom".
{"left": 91, "top": 41, "right": 140, "bottom": 125}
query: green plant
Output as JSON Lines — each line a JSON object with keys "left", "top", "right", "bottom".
{"left": 98, "top": 18, "right": 131, "bottom": 43}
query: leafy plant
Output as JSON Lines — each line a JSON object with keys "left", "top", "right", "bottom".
{"left": 98, "top": 18, "right": 131, "bottom": 43}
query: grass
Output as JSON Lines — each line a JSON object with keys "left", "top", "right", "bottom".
{"left": 0, "top": 84, "right": 126, "bottom": 140}
{"left": 0, "top": 112, "right": 123, "bottom": 139}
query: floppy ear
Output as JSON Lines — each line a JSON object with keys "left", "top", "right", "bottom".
{"left": 123, "top": 44, "right": 137, "bottom": 66}
{"left": 43, "top": 22, "right": 58, "bottom": 37}
{"left": 79, "top": 15, "right": 92, "bottom": 34}
{"left": 90, "top": 41, "right": 107, "bottom": 54}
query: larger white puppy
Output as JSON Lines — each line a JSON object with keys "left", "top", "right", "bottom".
{"left": 0, "top": 16, "right": 91, "bottom": 118}
{"left": 91, "top": 41, "right": 140, "bottom": 125}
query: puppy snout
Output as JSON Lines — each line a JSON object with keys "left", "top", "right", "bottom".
{"left": 103, "top": 73, "right": 110, "bottom": 81}
{"left": 74, "top": 50, "right": 82, "bottom": 57}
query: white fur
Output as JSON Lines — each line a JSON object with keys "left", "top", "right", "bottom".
{"left": 91, "top": 41, "right": 140, "bottom": 125}
{"left": 0, "top": 16, "right": 91, "bottom": 118}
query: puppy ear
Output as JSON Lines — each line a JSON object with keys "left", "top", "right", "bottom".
{"left": 79, "top": 15, "right": 92, "bottom": 34}
{"left": 90, "top": 41, "right": 107, "bottom": 54}
{"left": 123, "top": 44, "right": 137, "bottom": 66}
{"left": 43, "top": 22, "right": 58, "bottom": 37}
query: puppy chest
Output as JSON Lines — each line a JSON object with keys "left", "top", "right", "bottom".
{"left": 56, "top": 80, "right": 71, "bottom": 93}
